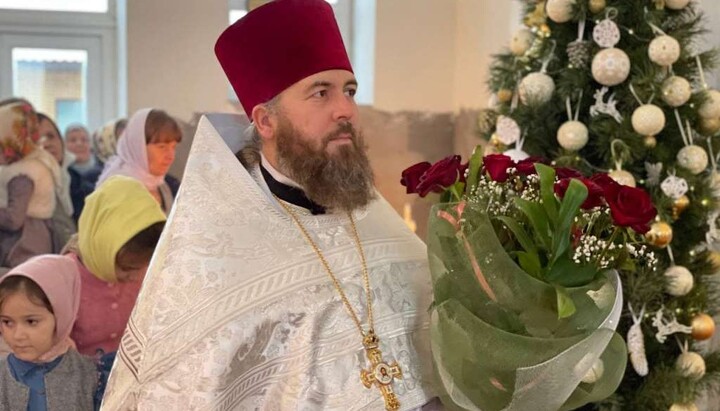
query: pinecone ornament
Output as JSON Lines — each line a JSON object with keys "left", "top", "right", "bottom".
{"left": 567, "top": 40, "right": 592, "bottom": 68}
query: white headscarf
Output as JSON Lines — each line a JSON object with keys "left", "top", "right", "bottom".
{"left": 96, "top": 108, "right": 165, "bottom": 190}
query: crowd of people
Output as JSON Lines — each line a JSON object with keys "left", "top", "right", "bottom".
{"left": 0, "top": 99, "right": 181, "bottom": 409}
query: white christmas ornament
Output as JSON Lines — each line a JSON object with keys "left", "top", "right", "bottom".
{"left": 495, "top": 116, "right": 521, "bottom": 145}
{"left": 580, "top": 358, "right": 605, "bottom": 384}
{"left": 645, "top": 162, "right": 664, "bottom": 186}
{"left": 590, "top": 87, "right": 623, "bottom": 123}
{"left": 609, "top": 169, "right": 636, "bottom": 187}
{"left": 669, "top": 404, "right": 699, "bottom": 411}
{"left": 503, "top": 148, "right": 530, "bottom": 162}
{"left": 631, "top": 105, "right": 666, "bottom": 136}
{"left": 664, "top": 265, "right": 694, "bottom": 296}
{"left": 651, "top": 307, "right": 692, "bottom": 344}
{"left": 593, "top": 18, "right": 621, "bottom": 48}
{"left": 511, "top": 28, "right": 534, "bottom": 56}
{"left": 662, "top": 76, "right": 692, "bottom": 107}
{"left": 661, "top": 175, "right": 689, "bottom": 200}
{"left": 546, "top": 0, "right": 575, "bottom": 23}
{"left": 627, "top": 304, "right": 648, "bottom": 376}
{"left": 519, "top": 72, "right": 555, "bottom": 106}
{"left": 665, "top": 0, "right": 690, "bottom": 10}
{"left": 557, "top": 121, "right": 589, "bottom": 151}
{"left": 648, "top": 35, "right": 681, "bottom": 67}
{"left": 676, "top": 351, "right": 705, "bottom": 380}
{"left": 699, "top": 90, "right": 720, "bottom": 119}
{"left": 592, "top": 48, "right": 631, "bottom": 86}
{"left": 677, "top": 145, "right": 708, "bottom": 175}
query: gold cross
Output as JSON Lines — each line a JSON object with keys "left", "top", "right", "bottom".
{"left": 360, "top": 331, "right": 403, "bottom": 411}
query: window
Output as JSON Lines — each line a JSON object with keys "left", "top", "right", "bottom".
{"left": 0, "top": 0, "right": 108, "bottom": 13}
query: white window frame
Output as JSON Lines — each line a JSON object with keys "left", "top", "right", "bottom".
{"left": 0, "top": 1, "right": 120, "bottom": 130}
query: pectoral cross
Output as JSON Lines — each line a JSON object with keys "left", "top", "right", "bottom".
{"left": 360, "top": 330, "right": 403, "bottom": 411}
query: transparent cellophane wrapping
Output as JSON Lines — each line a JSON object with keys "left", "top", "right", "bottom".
{"left": 427, "top": 203, "right": 627, "bottom": 411}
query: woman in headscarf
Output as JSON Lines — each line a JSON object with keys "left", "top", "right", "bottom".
{"left": 37, "top": 113, "right": 77, "bottom": 250}
{"left": 0, "top": 101, "right": 61, "bottom": 270}
{"left": 92, "top": 118, "right": 126, "bottom": 165}
{"left": 96, "top": 109, "right": 181, "bottom": 214}
{"left": 63, "top": 175, "right": 166, "bottom": 356}
{"left": 64, "top": 124, "right": 102, "bottom": 221}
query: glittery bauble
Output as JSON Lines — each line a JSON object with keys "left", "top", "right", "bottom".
{"left": 662, "top": 76, "right": 692, "bottom": 107}
{"left": 631, "top": 104, "right": 666, "bottom": 136}
{"left": 511, "top": 28, "right": 534, "bottom": 56}
{"left": 672, "top": 195, "right": 690, "bottom": 220}
{"left": 698, "top": 90, "right": 720, "bottom": 119}
{"left": 677, "top": 145, "right": 709, "bottom": 175}
{"left": 588, "top": 0, "right": 606, "bottom": 14}
{"left": 592, "top": 48, "right": 631, "bottom": 86}
{"left": 593, "top": 18, "right": 621, "bottom": 48}
{"left": 645, "top": 135, "right": 657, "bottom": 148}
{"left": 648, "top": 35, "right": 681, "bottom": 67}
{"left": 497, "top": 89, "right": 513, "bottom": 103}
{"left": 519, "top": 72, "right": 555, "bottom": 106}
{"left": 676, "top": 351, "right": 705, "bottom": 380}
{"left": 645, "top": 221, "right": 673, "bottom": 248}
{"left": 580, "top": 358, "right": 605, "bottom": 384}
{"left": 665, "top": 0, "right": 690, "bottom": 10}
{"left": 557, "top": 121, "right": 589, "bottom": 151}
{"left": 609, "top": 169, "right": 636, "bottom": 187}
{"left": 691, "top": 313, "right": 716, "bottom": 341}
{"left": 699, "top": 117, "right": 720, "bottom": 136}
{"left": 669, "top": 403, "right": 699, "bottom": 411}
{"left": 567, "top": 40, "right": 592, "bottom": 68}
{"left": 546, "top": 0, "right": 576, "bottom": 23}
{"left": 664, "top": 265, "right": 693, "bottom": 296}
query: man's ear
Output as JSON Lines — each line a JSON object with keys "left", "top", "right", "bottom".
{"left": 251, "top": 104, "right": 277, "bottom": 142}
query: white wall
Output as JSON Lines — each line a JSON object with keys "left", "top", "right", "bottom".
{"left": 126, "top": 0, "right": 231, "bottom": 121}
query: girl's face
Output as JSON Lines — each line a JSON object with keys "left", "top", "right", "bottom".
{"left": 0, "top": 292, "right": 55, "bottom": 362}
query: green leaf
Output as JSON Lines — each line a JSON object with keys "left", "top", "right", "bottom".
{"left": 535, "top": 164, "right": 559, "bottom": 226}
{"left": 465, "top": 146, "right": 484, "bottom": 195}
{"left": 555, "top": 285, "right": 576, "bottom": 319}
{"left": 515, "top": 197, "right": 551, "bottom": 251}
{"left": 517, "top": 251, "right": 543, "bottom": 279}
{"left": 496, "top": 216, "right": 537, "bottom": 255}
{"left": 551, "top": 179, "right": 588, "bottom": 265}
{"left": 546, "top": 253, "right": 599, "bottom": 287}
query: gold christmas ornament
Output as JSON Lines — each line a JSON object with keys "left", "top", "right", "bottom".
{"left": 510, "top": 28, "right": 535, "bottom": 56}
{"left": 631, "top": 104, "right": 666, "bottom": 137}
{"left": 645, "top": 221, "right": 673, "bottom": 248}
{"left": 698, "top": 90, "right": 720, "bottom": 119}
{"left": 699, "top": 117, "right": 720, "bottom": 136}
{"left": 676, "top": 351, "right": 706, "bottom": 380}
{"left": 539, "top": 24, "right": 552, "bottom": 37}
{"left": 665, "top": 0, "right": 690, "bottom": 10}
{"left": 489, "top": 133, "right": 504, "bottom": 148}
{"left": 557, "top": 121, "right": 589, "bottom": 151}
{"left": 648, "top": 35, "right": 681, "bottom": 67}
{"left": 664, "top": 265, "right": 694, "bottom": 296}
{"left": 592, "top": 48, "right": 631, "bottom": 86}
{"left": 497, "top": 89, "right": 514, "bottom": 103}
{"left": 669, "top": 403, "right": 699, "bottom": 411}
{"left": 524, "top": 1, "right": 548, "bottom": 28}
{"left": 708, "top": 251, "right": 720, "bottom": 271}
{"left": 672, "top": 195, "right": 690, "bottom": 220}
{"left": 644, "top": 135, "right": 658, "bottom": 148}
{"left": 662, "top": 76, "right": 692, "bottom": 107}
{"left": 608, "top": 169, "right": 636, "bottom": 187}
{"left": 580, "top": 358, "right": 605, "bottom": 384}
{"left": 588, "top": 0, "right": 606, "bottom": 14}
{"left": 546, "top": 0, "right": 576, "bottom": 23}
{"left": 677, "top": 145, "right": 709, "bottom": 175}
{"left": 691, "top": 313, "right": 716, "bottom": 341}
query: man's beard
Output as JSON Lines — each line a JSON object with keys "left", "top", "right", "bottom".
{"left": 275, "top": 117, "right": 375, "bottom": 212}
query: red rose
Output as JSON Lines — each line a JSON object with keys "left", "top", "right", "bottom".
{"left": 415, "top": 155, "right": 465, "bottom": 197}
{"left": 483, "top": 154, "right": 515, "bottom": 182}
{"left": 603, "top": 183, "right": 657, "bottom": 234}
{"left": 401, "top": 161, "right": 432, "bottom": 194}
{"left": 590, "top": 173, "right": 618, "bottom": 191}
{"left": 555, "top": 167, "right": 583, "bottom": 179}
{"left": 516, "top": 156, "right": 548, "bottom": 176}
{"left": 554, "top": 177, "right": 605, "bottom": 210}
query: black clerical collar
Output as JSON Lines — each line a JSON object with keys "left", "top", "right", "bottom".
{"left": 260, "top": 164, "right": 326, "bottom": 215}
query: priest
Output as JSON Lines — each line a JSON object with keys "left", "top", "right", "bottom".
{"left": 101, "top": 1, "right": 439, "bottom": 410}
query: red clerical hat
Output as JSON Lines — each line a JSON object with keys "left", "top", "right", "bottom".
{"left": 215, "top": 0, "right": 354, "bottom": 117}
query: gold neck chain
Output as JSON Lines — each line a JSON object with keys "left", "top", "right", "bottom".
{"left": 275, "top": 197, "right": 374, "bottom": 337}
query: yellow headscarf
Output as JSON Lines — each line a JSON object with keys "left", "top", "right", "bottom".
{"left": 78, "top": 175, "right": 167, "bottom": 282}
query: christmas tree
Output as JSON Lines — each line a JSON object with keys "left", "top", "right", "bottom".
{"left": 479, "top": 0, "right": 720, "bottom": 409}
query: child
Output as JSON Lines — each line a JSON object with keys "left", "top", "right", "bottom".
{"left": 0, "top": 255, "right": 97, "bottom": 410}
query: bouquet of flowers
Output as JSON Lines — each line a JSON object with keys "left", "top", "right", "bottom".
{"left": 401, "top": 152, "right": 658, "bottom": 411}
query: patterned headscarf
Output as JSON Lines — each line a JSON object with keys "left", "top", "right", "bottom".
{"left": 0, "top": 102, "right": 41, "bottom": 164}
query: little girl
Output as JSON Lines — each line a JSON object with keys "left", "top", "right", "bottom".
{"left": 0, "top": 255, "right": 97, "bottom": 410}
